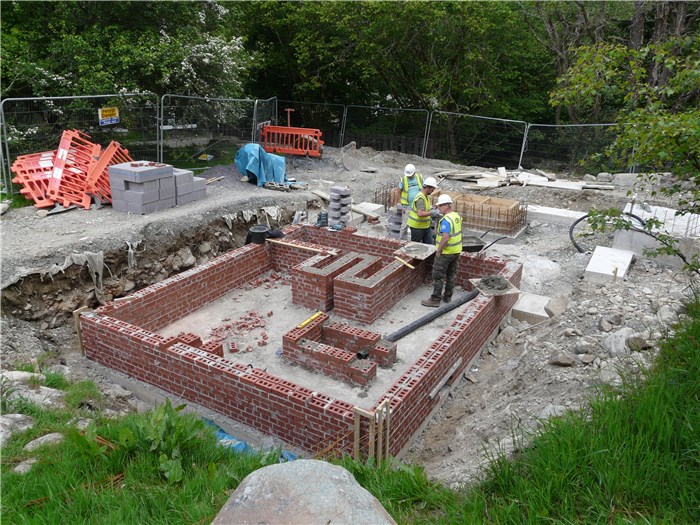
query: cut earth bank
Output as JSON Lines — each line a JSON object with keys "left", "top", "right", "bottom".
{"left": 1, "top": 145, "right": 693, "bottom": 487}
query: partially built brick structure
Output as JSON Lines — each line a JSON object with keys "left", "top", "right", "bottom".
{"left": 80, "top": 225, "right": 522, "bottom": 459}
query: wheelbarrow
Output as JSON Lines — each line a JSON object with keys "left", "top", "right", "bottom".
{"left": 462, "top": 230, "right": 507, "bottom": 253}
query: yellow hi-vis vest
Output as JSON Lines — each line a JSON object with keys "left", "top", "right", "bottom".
{"left": 399, "top": 172, "right": 424, "bottom": 206}
{"left": 436, "top": 212, "right": 463, "bottom": 254}
{"left": 407, "top": 192, "right": 431, "bottom": 229}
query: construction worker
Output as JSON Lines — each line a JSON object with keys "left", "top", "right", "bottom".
{"left": 398, "top": 163, "right": 423, "bottom": 240}
{"left": 407, "top": 177, "right": 439, "bottom": 244}
{"left": 422, "top": 194, "right": 462, "bottom": 307}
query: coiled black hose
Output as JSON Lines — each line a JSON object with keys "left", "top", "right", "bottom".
{"left": 569, "top": 212, "right": 646, "bottom": 253}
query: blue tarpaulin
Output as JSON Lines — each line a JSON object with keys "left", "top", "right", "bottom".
{"left": 234, "top": 143, "right": 288, "bottom": 186}
{"left": 204, "top": 418, "right": 298, "bottom": 462}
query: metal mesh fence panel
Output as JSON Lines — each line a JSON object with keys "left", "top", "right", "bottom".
{"left": 252, "top": 96, "right": 278, "bottom": 142}
{"left": 159, "top": 94, "right": 257, "bottom": 167}
{"left": 426, "top": 112, "right": 527, "bottom": 169}
{"left": 277, "top": 100, "right": 345, "bottom": 148}
{"left": 1, "top": 93, "right": 158, "bottom": 194}
{"left": 341, "top": 105, "right": 429, "bottom": 156}
{"left": 519, "top": 123, "right": 620, "bottom": 175}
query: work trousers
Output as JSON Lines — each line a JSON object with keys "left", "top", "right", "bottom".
{"left": 431, "top": 252, "right": 460, "bottom": 300}
{"left": 399, "top": 206, "right": 410, "bottom": 240}
{"left": 410, "top": 226, "right": 434, "bottom": 245}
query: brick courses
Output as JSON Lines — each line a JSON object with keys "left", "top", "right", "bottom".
{"left": 82, "top": 224, "right": 522, "bottom": 459}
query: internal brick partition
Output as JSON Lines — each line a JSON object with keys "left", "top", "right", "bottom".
{"left": 81, "top": 224, "right": 522, "bottom": 458}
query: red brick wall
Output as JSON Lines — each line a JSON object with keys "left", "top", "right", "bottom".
{"left": 96, "top": 244, "right": 270, "bottom": 331}
{"left": 82, "top": 225, "right": 523, "bottom": 459}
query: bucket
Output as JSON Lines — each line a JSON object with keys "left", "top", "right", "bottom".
{"left": 248, "top": 224, "right": 270, "bottom": 244}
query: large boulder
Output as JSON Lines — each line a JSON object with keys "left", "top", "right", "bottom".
{"left": 212, "top": 459, "right": 397, "bottom": 525}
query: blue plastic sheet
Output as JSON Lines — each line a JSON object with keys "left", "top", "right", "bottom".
{"left": 203, "top": 418, "right": 298, "bottom": 462}
{"left": 234, "top": 144, "right": 288, "bottom": 187}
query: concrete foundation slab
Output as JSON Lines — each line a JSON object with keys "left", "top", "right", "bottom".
{"left": 584, "top": 246, "right": 635, "bottom": 284}
{"left": 526, "top": 205, "right": 587, "bottom": 225}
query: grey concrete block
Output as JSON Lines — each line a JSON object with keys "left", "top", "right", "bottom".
{"left": 192, "top": 177, "right": 206, "bottom": 192}
{"left": 159, "top": 176, "right": 176, "bottom": 190}
{"left": 328, "top": 202, "right": 342, "bottom": 211}
{"left": 111, "top": 188, "right": 126, "bottom": 201}
{"left": 159, "top": 185, "right": 176, "bottom": 200}
{"left": 177, "top": 192, "right": 197, "bottom": 205}
{"left": 176, "top": 182, "right": 193, "bottom": 196}
{"left": 191, "top": 189, "right": 206, "bottom": 201}
{"left": 126, "top": 179, "right": 159, "bottom": 193}
{"left": 109, "top": 177, "right": 126, "bottom": 191}
{"left": 159, "top": 197, "right": 176, "bottom": 209}
{"left": 330, "top": 185, "right": 350, "bottom": 196}
{"left": 125, "top": 189, "right": 160, "bottom": 205}
{"left": 109, "top": 161, "right": 173, "bottom": 182}
{"left": 111, "top": 199, "right": 128, "bottom": 212}
{"left": 173, "top": 168, "right": 194, "bottom": 184}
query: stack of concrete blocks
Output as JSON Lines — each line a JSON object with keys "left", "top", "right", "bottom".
{"left": 173, "top": 167, "right": 206, "bottom": 206}
{"left": 328, "top": 186, "right": 351, "bottom": 226}
{"left": 108, "top": 161, "right": 206, "bottom": 215}
{"left": 386, "top": 207, "right": 403, "bottom": 239}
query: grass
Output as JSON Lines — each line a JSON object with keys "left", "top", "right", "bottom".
{"left": 2, "top": 302, "right": 699, "bottom": 524}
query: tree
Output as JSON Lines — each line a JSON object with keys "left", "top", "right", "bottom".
{"left": 551, "top": 32, "right": 700, "bottom": 274}
{"left": 1, "top": 1, "right": 251, "bottom": 99}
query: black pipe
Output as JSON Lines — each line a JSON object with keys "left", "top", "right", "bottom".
{"left": 384, "top": 290, "right": 480, "bottom": 343}
{"left": 569, "top": 212, "right": 646, "bottom": 253}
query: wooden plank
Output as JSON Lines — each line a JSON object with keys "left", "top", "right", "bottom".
{"left": 73, "top": 306, "right": 90, "bottom": 356}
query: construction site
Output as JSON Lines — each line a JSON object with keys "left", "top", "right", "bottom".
{"left": 2, "top": 139, "right": 695, "bottom": 485}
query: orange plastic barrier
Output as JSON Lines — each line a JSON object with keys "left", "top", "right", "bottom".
{"left": 260, "top": 125, "right": 324, "bottom": 158}
{"left": 10, "top": 151, "right": 56, "bottom": 208}
{"left": 47, "top": 130, "right": 102, "bottom": 209}
{"left": 85, "top": 141, "right": 133, "bottom": 204}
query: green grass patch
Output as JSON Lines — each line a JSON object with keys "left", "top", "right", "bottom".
{"left": 2, "top": 302, "right": 699, "bottom": 524}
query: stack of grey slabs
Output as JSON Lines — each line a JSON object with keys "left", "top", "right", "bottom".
{"left": 109, "top": 162, "right": 176, "bottom": 214}
{"left": 173, "top": 168, "right": 207, "bottom": 205}
{"left": 329, "top": 185, "right": 352, "bottom": 226}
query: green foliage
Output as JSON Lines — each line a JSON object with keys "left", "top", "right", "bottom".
{"left": 1, "top": 1, "right": 251, "bottom": 99}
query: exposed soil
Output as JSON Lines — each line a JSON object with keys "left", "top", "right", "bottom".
{"left": 1, "top": 144, "right": 692, "bottom": 486}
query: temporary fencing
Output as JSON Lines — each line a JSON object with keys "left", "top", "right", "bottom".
{"left": 1, "top": 93, "right": 158, "bottom": 194}
{"left": 3, "top": 91, "right": 633, "bottom": 197}
{"left": 260, "top": 125, "right": 324, "bottom": 158}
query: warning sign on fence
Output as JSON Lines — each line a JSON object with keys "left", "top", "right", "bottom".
{"left": 98, "top": 107, "right": 120, "bottom": 126}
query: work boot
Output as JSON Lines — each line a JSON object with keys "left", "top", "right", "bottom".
{"left": 421, "top": 297, "right": 441, "bottom": 307}
{"left": 442, "top": 295, "right": 452, "bottom": 303}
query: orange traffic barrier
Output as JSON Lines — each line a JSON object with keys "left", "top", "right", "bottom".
{"left": 47, "top": 130, "right": 102, "bottom": 209}
{"left": 10, "top": 151, "right": 56, "bottom": 208}
{"left": 85, "top": 141, "right": 133, "bottom": 204}
{"left": 260, "top": 125, "right": 324, "bottom": 158}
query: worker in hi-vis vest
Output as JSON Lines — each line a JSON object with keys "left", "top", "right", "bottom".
{"left": 406, "top": 177, "right": 439, "bottom": 244}
{"left": 398, "top": 163, "right": 423, "bottom": 240}
{"left": 422, "top": 193, "right": 462, "bottom": 307}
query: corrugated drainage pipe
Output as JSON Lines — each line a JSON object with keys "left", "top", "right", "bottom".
{"left": 385, "top": 289, "right": 480, "bottom": 343}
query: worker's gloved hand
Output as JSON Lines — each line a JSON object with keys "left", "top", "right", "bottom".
{"left": 430, "top": 208, "right": 440, "bottom": 218}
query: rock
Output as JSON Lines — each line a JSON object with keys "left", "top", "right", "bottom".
{"left": 598, "top": 318, "right": 613, "bottom": 332}
{"left": 105, "top": 384, "right": 133, "bottom": 399}
{"left": 13, "top": 458, "right": 38, "bottom": 474}
{"left": 578, "top": 354, "right": 596, "bottom": 365}
{"left": 549, "top": 352, "right": 576, "bottom": 367}
{"left": 0, "top": 370, "right": 46, "bottom": 384}
{"left": 597, "top": 362, "right": 622, "bottom": 386}
{"left": 574, "top": 341, "right": 595, "bottom": 354}
{"left": 562, "top": 327, "right": 582, "bottom": 337}
{"left": 198, "top": 242, "right": 212, "bottom": 254}
{"left": 545, "top": 294, "right": 569, "bottom": 317}
{"left": 657, "top": 304, "right": 677, "bottom": 324}
{"left": 596, "top": 172, "right": 613, "bottom": 182}
{"left": 177, "top": 247, "right": 196, "bottom": 269}
{"left": 538, "top": 404, "right": 566, "bottom": 419}
{"left": 36, "top": 209, "right": 49, "bottom": 218}
{"left": 496, "top": 325, "right": 518, "bottom": 345}
{"left": 1, "top": 414, "right": 34, "bottom": 446}
{"left": 8, "top": 385, "right": 67, "bottom": 409}
{"left": 625, "top": 336, "right": 652, "bottom": 352}
{"left": 211, "top": 459, "right": 397, "bottom": 525}
{"left": 604, "top": 313, "right": 623, "bottom": 325}
{"left": 25, "top": 432, "right": 64, "bottom": 451}
{"left": 603, "top": 327, "right": 635, "bottom": 357}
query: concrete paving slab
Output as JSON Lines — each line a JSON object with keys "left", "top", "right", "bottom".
{"left": 584, "top": 246, "right": 635, "bottom": 284}
{"left": 527, "top": 205, "right": 587, "bottom": 225}
{"left": 512, "top": 292, "right": 550, "bottom": 325}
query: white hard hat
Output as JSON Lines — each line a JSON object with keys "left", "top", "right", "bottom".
{"left": 404, "top": 163, "right": 416, "bottom": 177}
{"left": 423, "top": 177, "right": 438, "bottom": 188}
{"left": 437, "top": 194, "right": 452, "bottom": 205}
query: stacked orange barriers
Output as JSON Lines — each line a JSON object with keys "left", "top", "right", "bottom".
{"left": 10, "top": 130, "right": 133, "bottom": 209}
{"left": 259, "top": 125, "right": 324, "bottom": 158}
